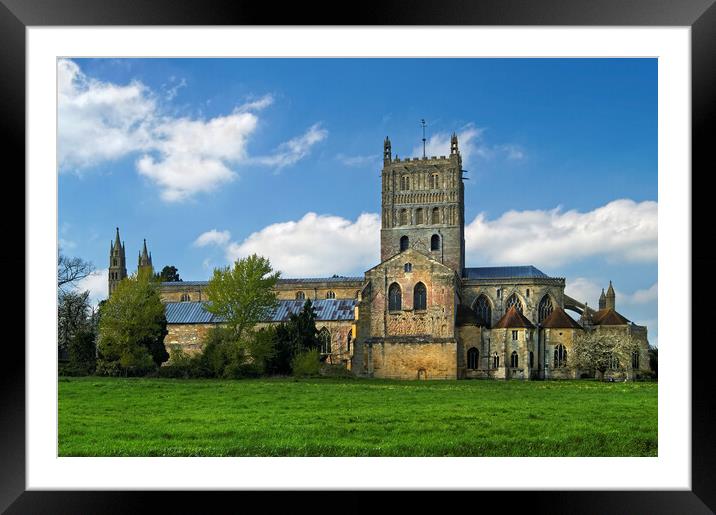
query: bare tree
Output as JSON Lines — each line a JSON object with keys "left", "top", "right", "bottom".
{"left": 58, "top": 253, "right": 95, "bottom": 290}
{"left": 572, "top": 329, "right": 641, "bottom": 380}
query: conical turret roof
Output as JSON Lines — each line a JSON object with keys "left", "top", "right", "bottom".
{"left": 494, "top": 306, "right": 535, "bottom": 329}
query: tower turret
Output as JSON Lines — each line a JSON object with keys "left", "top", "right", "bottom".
{"left": 450, "top": 132, "right": 459, "bottom": 155}
{"left": 108, "top": 227, "right": 127, "bottom": 297}
{"left": 598, "top": 288, "right": 606, "bottom": 310}
{"left": 138, "top": 238, "right": 154, "bottom": 276}
{"left": 383, "top": 136, "right": 392, "bottom": 164}
{"left": 606, "top": 281, "right": 616, "bottom": 310}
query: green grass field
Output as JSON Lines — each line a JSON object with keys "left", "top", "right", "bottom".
{"left": 58, "top": 377, "right": 657, "bottom": 457}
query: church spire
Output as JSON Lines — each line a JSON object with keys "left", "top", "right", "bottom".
{"left": 138, "top": 238, "right": 154, "bottom": 275}
{"left": 108, "top": 227, "right": 127, "bottom": 297}
{"left": 605, "top": 281, "right": 616, "bottom": 310}
{"left": 598, "top": 288, "right": 606, "bottom": 310}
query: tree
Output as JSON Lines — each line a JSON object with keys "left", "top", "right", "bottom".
{"left": 96, "top": 268, "right": 169, "bottom": 376}
{"left": 58, "top": 290, "right": 92, "bottom": 353}
{"left": 156, "top": 265, "right": 181, "bottom": 282}
{"left": 572, "top": 329, "right": 641, "bottom": 380}
{"left": 204, "top": 254, "right": 280, "bottom": 342}
{"left": 648, "top": 345, "right": 658, "bottom": 379}
{"left": 58, "top": 253, "right": 95, "bottom": 291}
{"left": 267, "top": 300, "right": 319, "bottom": 375}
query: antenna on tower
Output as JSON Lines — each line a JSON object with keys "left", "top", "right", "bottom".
{"left": 420, "top": 119, "right": 427, "bottom": 158}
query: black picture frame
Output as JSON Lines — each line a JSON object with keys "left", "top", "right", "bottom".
{"left": 3, "top": 1, "right": 713, "bottom": 512}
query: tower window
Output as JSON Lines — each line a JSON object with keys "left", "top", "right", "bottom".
{"left": 413, "top": 282, "right": 427, "bottom": 310}
{"left": 400, "top": 209, "right": 409, "bottom": 225}
{"left": 430, "top": 234, "right": 440, "bottom": 251}
{"left": 180, "top": 293, "right": 191, "bottom": 302}
{"left": 432, "top": 207, "right": 440, "bottom": 224}
{"left": 467, "top": 347, "right": 479, "bottom": 370}
{"left": 512, "top": 330, "right": 518, "bottom": 341}
{"left": 430, "top": 173, "right": 440, "bottom": 189}
{"left": 388, "top": 283, "right": 402, "bottom": 311}
{"left": 400, "top": 235, "right": 409, "bottom": 251}
{"left": 296, "top": 291, "right": 305, "bottom": 300}
{"left": 400, "top": 175, "right": 410, "bottom": 190}
{"left": 404, "top": 263, "right": 412, "bottom": 272}
{"left": 326, "top": 290, "right": 336, "bottom": 299}
{"left": 511, "top": 351, "right": 519, "bottom": 368}
{"left": 113, "top": 259, "right": 117, "bottom": 266}
{"left": 415, "top": 208, "right": 424, "bottom": 224}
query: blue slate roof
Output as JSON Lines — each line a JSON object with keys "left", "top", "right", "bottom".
{"left": 463, "top": 265, "right": 550, "bottom": 280}
{"left": 165, "top": 299, "right": 357, "bottom": 324}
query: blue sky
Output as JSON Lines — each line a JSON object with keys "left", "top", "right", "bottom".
{"left": 58, "top": 58, "right": 658, "bottom": 345}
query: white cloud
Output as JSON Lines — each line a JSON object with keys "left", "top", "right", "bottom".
{"left": 564, "top": 277, "right": 603, "bottom": 307}
{"left": 410, "top": 124, "right": 525, "bottom": 169}
{"left": 59, "top": 60, "right": 322, "bottom": 201}
{"left": 193, "top": 229, "right": 231, "bottom": 248}
{"left": 254, "top": 123, "right": 328, "bottom": 169}
{"left": 336, "top": 153, "right": 379, "bottom": 167}
{"left": 73, "top": 268, "right": 108, "bottom": 307}
{"left": 58, "top": 58, "right": 155, "bottom": 169}
{"left": 621, "top": 283, "right": 658, "bottom": 306}
{"left": 465, "top": 199, "right": 657, "bottom": 267}
{"left": 201, "top": 212, "right": 380, "bottom": 277}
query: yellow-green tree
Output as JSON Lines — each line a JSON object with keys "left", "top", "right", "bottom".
{"left": 96, "top": 268, "right": 168, "bottom": 376}
{"left": 204, "top": 254, "right": 280, "bottom": 342}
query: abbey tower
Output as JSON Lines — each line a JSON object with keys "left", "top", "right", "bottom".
{"left": 380, "top": 134, "right": 465, "bottom": 275}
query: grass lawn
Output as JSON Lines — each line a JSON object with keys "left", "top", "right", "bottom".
{"left": 58, "top": 377, "right": 657, "bottom": 457}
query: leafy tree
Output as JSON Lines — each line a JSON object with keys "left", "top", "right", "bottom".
{"left": 96, "top": 268, "right": 169, "bottom": 376}
{"left": 267, "top": 300, "right": 319, "bottom": 375}
{"left": 58, "top": 290, "right": 92, "bottom": 354}
{"left": 204, "top": 254, "right": 280, "bottom": 342}
{"left": 648, "top": 345, "right": 658, "bottom": 379}
{"left": 572, "top": 329, "right": 641, "bottom": 380}
{"left": 156, "top": 265, "right": 181, "bottom": 282}
{"left": 58, "top": 252, "right": 95, "bottom": 291}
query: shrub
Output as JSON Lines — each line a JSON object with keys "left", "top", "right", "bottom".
{"left": 319, "top": 363, "right": 354, "bottom": 378}
{"left": 291, "top": 349, "right": 321, "bottom": 377}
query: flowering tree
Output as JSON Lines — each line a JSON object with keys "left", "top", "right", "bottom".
{"left": 572, "top": 329, "right": 641, "bottom": 380}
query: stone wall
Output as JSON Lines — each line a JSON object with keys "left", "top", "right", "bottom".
{"left": 165, "top": 323, "right": 214, "bottom": 355}
{"left": 365, "top": 340, "right": 458, "bottom": 380}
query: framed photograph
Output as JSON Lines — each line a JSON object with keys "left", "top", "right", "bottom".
{"left": 6, "top": 0, "right": 714, "bottom": 512}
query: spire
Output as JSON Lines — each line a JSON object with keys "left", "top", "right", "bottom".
{"left": 598, "top": 288, "right": 606, "bottom": 310}
{"left": 108, "top": 227, "right": 127, "bottom": 298}
{"left": 450, "top": 132, "right": 458, "bottom": 155}
{"left": 138, "top": 238, "right": 153, "bottom": 273}
{"left": 606, "top": 281, "right": 616, "bottom": 310}
{"left": 111, "top": 227, "right": 121, "bottom": 254}
{"left": 383, "top": 136, "right": 392, "bottom": 164}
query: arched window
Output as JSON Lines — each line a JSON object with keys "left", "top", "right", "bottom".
{"left": 399, "top": 209, "right": 408, "bottom": 225}
{"left": 180, "top": 293, "right": 191, "bottom": 302}
{"left": 430, "top": 173, "right": 439, "bottom": 189}
{"left": 474, "top": 295, "right": 492, "bottom": 328}
{"left": 467, "top": 347, "right": 479, "bottom": 370}
{"left": 318, "top": 327, "right": 331, "bottom": 354}
{"left": 400, "top": 175, "right": 410, "bottom": 190}
{"left": 404, "top": 263, "right": 412, "bottom": 272}
{"left": 511, "top": 351, "right": 519, "bottom": 368}
{"left": 415, "top": 208, "right": 424, "bottom": 224}
{"left": 529, "top": 351, "right": 534, "bottom": 368}
{"left": 609, "top": 354, "right": 620, "bottom": 370}
{"left": 388, "top": 283, "right": 402, "bottom": 311}
{"left": 413, "top": 282, "right": 427, "bottom": 310}
{"left": 505, "top": 293, "right": 523, "bottom": 313}
{"left": 632, "top": 351, "right": 640, "bottom": 369}
{"left": 554, "top": 345, "right": 567, "bottom": 368}
{"left": 113, "top": 259, "right": 117, "bottom": 266}
{"left": 430, "top": 234, "right": 440, "bottom": 251}
{"left": 326, "top": 290, "right": 335, "bottom": 299}
{"left": 493, "top": 352, "right": 500, "bottom": 369}
{"left": 400, "top": 235, "right": 409, "bottom": 251}
{"left": 538, "top": 295, "right": 554, "bottom": 323}
{"left": 347, "top": 329, "right": 352, "bottom": 353}
{"left": 432, "top": 207, "right": 440, "bottom": 224}
{"left": 296, "top": 291, "right": 305, "bottom": 300}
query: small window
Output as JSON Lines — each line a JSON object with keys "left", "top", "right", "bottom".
{"left": 493, "top": 352, "right": 500, "bottom": 369}
{"left": 296, "top": 291, "right": 305, "bottom": 300}
{"left": 400, "top": 235, "right": 409, "bottom": 251}
{"left": 180, "top": 293, "right": 191, "bottom": 302}
{"left": 432, "top": 207, "right": 440, "bottom": 224}
{"left": 326, "top": 290, "right": 336, "bottom": 299}
{"left": 467, "top": 347, "right": 479, "bottom": 370}
{"left": 512, "top": 330, "right": 518, "bottom": 341}
{"left": 113, "top": 259, "right": 117, "bottom": 266}
{"left": 430, "top": 234, "right": 440, "bottom": 251}
{"left": 632, "top": 351, "right": 640, "bottom": 369}
{"left": 430, "top": 173, "right": 440, "bottom": 189}
{"left": 609, "top": 354, "right": 620, "bottom": 370}
{"left": 415, "top": 208, "right": 424, "bottom": 224}
{"left": 526, "top": 289, "right": 530, "bottom": 298}
{"left": 400, "top": 209, "right": 408, "bottom": 225}
{"left": 347, "top": 329, "right": 352, "bottom": 353}
{"left": 529, "top": 351, "right": 534, "bottom": 368}
{"left": 404, "top": 263, "right": 412, "bottom": 272}
{"left": 511, "top": 351, "right": 519, "bottom": 368}
{"left": 413, "top": 282, "right": 427, "bottom": 311}
{"left": 388, "top": 283, "right": 402, "bottom": 311}
{"left": 554, "top": 345, "right": 567, "bottom": 368}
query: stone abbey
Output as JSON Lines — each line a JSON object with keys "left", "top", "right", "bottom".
{"left": 109, "top": 134, "right": 649, "bottom": 380}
